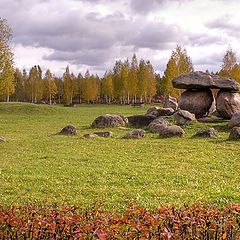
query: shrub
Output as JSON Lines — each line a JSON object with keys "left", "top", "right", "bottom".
{"left": 0, "top": 200, "right": 240, "bottom": 239}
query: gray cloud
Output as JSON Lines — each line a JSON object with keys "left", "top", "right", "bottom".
{"left": 206, "top": 15, "right": 240, "bottom": 38}
{"left": 1, "top": 0, "right": 239, "bottom": 76}
{"left": 0, "top": 0, "right": 192, "bottom": 68}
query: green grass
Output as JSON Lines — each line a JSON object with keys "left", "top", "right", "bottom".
{"left": 0, "top": 102, "right": 240, "bottom": 210}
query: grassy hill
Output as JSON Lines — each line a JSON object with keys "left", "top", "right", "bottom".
{"left": 0, "top": 102, "right": 239, "bottom": 210}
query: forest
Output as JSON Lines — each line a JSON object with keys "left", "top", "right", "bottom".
{"left": 1, "top": 18, "right": 240, "bottom": 105}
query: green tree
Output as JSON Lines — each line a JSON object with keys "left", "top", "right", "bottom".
{"left": 127, "top": 54, "right": 138, "bottom": 103}
{"left": 63, "top": 66, "right": 72, "bottom": 105}
{"left": 112, "top": 60, "right": 123, "bottom": 102}
{"left": 146, "top": 60, "right": 156, "bottom": 103}
{"left": 43, "top": 69, "right": 57, "bottom": 104}
{"left": 219, "top": 47, "right": 236, "bottom": 77}
{"left": 137, "top": 59, "right": 148, "bottom": 102}
{"left": 54, "top": 77, "right": 64, "bottom": 103}
{"left": 12, "top": 68, "right": 24, "bottom": 101}
{"left": 81, "top": 70, "right": 99, "bottom": 103}
{"left": 162, "top": 45, "right": 194, "bottom": 96}
{"left": 26, "top": 65, "right": 43, "bottom": 103}
{"left": 120, "top": 60, "right": 129, "bottom": 104}
{"left": 101, "top": 71, "right": 114, "bottom": 103}
{"left": 75, "top": 73, "right": 84, "bottom": 103}
{"left": 218, "top": 47, "right": 240, "bottom": 84}
{"left": 0, "top": 18, "right": 14, "bottom": 101}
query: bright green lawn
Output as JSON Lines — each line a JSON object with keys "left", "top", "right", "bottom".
{"left": 0, "top": 102, "right": 240, "bottom": 210}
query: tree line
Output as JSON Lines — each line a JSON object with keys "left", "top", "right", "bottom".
{"left": 1, "top": 18, "right": 240, "bottom": 104}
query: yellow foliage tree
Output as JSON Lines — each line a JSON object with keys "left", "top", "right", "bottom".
{"left": 0, "top": 18, "right": 14, "bottom": 101}
{"left": 43, "top": 69, "right": 57, "bottom": 104}
{"left": 162, "top": 45, "right": 194, "bottom": 96}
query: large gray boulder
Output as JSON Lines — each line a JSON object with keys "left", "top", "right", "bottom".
{"left": 229, "top": 127, "right": 240, "bottom": 140}
{"left": 228, "top": 112, "right": 240, "bottom": 128}
{"left": 92, "top": 114, "right": 128, "bottom": 128}
{"left": 128, "top": 114, "right": 156, "bottom": 127}
{"left": 172, "top": 71, "right": 240, "bottom": 91}
{"left": 159, "top": 125, "right": 184, "bottom": 138}
{"left": 216, "top": 91, "right": 240, "bottom": 119}
{"left": 178, "top": 89, "right": 214, "bottom": 118}
{"left": 192, "top": 128, "right": 219, "bottom": 138}
{"left": 148, "top": 117, "right": 171, "bottom": 133}
{"left": 125, "top": 129, "right": 146, "bottom": 139}
{"left": 60, "top": 125, "right": 77, "bottom": 135}
{"left": 163, "top": 96, "right": 178, "bottom": 111}
{"left": 173, "top": 110, "right": 195, "bottom": 125}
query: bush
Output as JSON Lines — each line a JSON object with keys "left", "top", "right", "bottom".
{"left": 0, "top": 200, "right": 240, "bottom": 239}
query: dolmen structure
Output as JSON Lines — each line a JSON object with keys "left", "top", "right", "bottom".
{"left": 172, "top": 71, "right": 240, "bottom": 119}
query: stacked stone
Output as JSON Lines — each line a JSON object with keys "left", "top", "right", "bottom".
{"left": 172, "top": 71, "right": 240, "bottom": 119}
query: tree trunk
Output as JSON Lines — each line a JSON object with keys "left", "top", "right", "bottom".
{"left": 7, "top": 88, "right": 9, "bottom": 102}
{"left": 149, "top": 95, "right": 152, "bottom": 104}
{"left": 127, "top": 92, "right": 130, "bottom": 104}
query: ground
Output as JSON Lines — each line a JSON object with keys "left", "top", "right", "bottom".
{"left": 0, "top": 102, "right": 240, "bottom": 210}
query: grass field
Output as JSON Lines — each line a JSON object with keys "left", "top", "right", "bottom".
{"left": 0, "top": 102, "right": 240, "bottom": 210}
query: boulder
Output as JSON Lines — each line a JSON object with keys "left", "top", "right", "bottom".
{"left": 148, "top": 117, "right": 171, "bottom": 133}
{"left": 92, "top": 114, "right": 128, "bottom": 128}
{"left": 178, "top": 89, "right": 214, "bottom": 118}
{"left": 93, "top": 131, "right": 113, "bottom": 137}
{"left": 228, "top": 112, "right": 240, "bottom": 128}
{"left": 157, "top": 108, "right": 175, "bottom": 116}
{"left": 163, "top": 96, "right": 178, "bottom": 111}
{"left": 60, "top": 125, "right": 77, "bottom": 135}
{"left": 216, "top": 91, "right": 240, "bottom": 119}
{"left": 0, "top": 136, "right": 6, "bottom": 142}
{"left": 146, "top": 107, "right": 174, "bottom": 117}
{"left": 192, "top": 128, "right": 218, "bottom": 138}
{"left": 83, "top": 133, "right": 98, "bottom": 138}
{"left": 146, "top": 107, "right": 160, "bottom": 115}
{"left": 128, "top": 114, "right": 156, "bottom": 127}
{"left": 172, "top": 71, "right": 240, "bottom": 91}
{"left": 159, "top": 125, "right": 184, "bottom": 138}
{"left": 173, "top": 110, "right": 195, "bottom": 125}
{"left": 125, "top": 129, "right": 146, "bottom": 139}
{"left": 229, "top": 127, "right": 240, "bottom": 140}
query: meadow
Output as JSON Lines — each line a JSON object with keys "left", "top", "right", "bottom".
{"left": 0, "top": 102, "right": 240, "bottom": 211}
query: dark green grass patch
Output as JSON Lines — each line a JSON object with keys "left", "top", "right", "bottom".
{"left": 0, "top": 102, "right": 240, "bottom": 210}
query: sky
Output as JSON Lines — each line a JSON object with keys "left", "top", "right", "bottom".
{"left": 1, "top": 0, "right": 240, "bottom": 77}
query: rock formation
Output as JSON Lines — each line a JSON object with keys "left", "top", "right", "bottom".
{"left": 172, "top": 71, "right": 240, "bottom": 119}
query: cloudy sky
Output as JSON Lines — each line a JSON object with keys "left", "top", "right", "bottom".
{"left": 1, "top": 0, "right": 240, "bottom": 77}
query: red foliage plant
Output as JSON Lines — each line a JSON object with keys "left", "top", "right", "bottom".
{"left": 0, "top": 200, "right": 240, "bottom": 239}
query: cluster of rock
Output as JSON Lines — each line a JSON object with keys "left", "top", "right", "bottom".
{"left": 89, "top": 98, "right": 221, "bottom": 139}
{"left": 172, "top": 71, "right": 240, "bottom": 119}
{"left": 59, "top": 124, "right": 113, "bottom": 138}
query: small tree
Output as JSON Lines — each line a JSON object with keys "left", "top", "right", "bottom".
{"left": 43, "top": 69, "right": 57, "bottom": 104}
{"left": 0, "top": 18, "right": 14, "bottom": 101}
{"left": 161, "top": 45, "right": 194, "bottom": 96}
